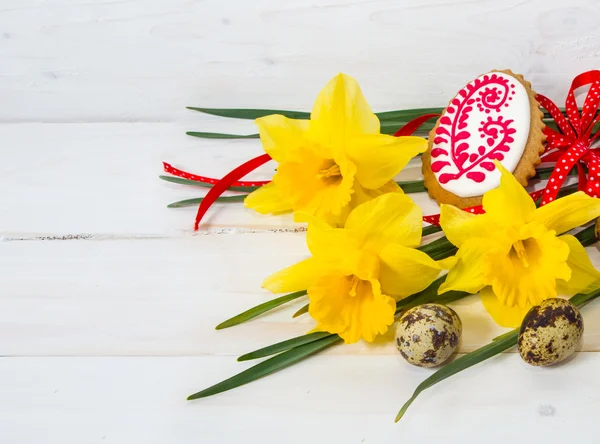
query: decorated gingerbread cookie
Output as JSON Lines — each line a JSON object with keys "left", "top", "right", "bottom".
{"left": 422, "top": 70, "right": 545, "bottom": 208}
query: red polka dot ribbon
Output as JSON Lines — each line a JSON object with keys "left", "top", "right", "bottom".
{"left": 537, "top": 70, "right": 600, "bottom": 205}
{"left": 163, "top": 162, "right": 270, "bottom": 188}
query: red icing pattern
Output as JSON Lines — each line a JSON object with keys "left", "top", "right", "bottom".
{"left": 431, "top": 74, "right": 516, "bottom": 184}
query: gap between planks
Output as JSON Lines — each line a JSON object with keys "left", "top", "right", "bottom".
{"left": 0, "top": 227, "right": 308, "bottom": 242}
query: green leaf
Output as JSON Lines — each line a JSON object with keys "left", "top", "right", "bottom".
{"left": 395, "top": 330, "right": 520, "bottom": 422}
{"left": 215, "top": 290, "right": 307, "bottom": 330}
{"left": 186, "top": 131, "right": 259, "bottom": 139}
{"left": 187, "top": 106, "right": 563, "bottom": 125}
{"left": 395, "top": 285, "right": 600, "bottom": 422}
{"left": 187, "top": 334, "right": 342, "bottom": 400}
{"left": 376, "top": 108, "right": 444, "bottom": 121}
{"left": 535, "top": 166, "right": 577, "bottom": 180}
{"left": 380, "top": 121, "right": 433, "bottom": 135}
{"left": 187, "top": 107, "right": 311, "bottom": 120}
{"left": 237, "top": 331, "right": 331, "bottom": 362}
{"left": 167, "top": 195, "right": 247, "bottom": 208}
{"left": 422, "top": 225, "right": 442, "bottom": 237}
{"left": 186, "top": 107, "right": 446, "bottom": 122}
{"left": 292, "top": 303, "right": 309, "bottom": 318}
{"left": 575, "top": 223, "right": 596, "bottom": 247}
{"left": 417, "top": 236, "right": 457, "bottom": 260}
{"left": 394, "top": 276, "right": 468, "bottom": 315}
{"left": 159, "top": 175, "right": 259, "bottom": 192}
{"left": 397, "top": 180, "right": 426, "bottom": 193}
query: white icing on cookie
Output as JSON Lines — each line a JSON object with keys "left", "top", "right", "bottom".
{"left": 430, "top": 72, "right": 531, "bottom": 198}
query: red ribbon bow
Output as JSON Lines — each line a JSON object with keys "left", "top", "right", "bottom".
{"left": 537, "top": 70, "right": 600, "bottom": 204}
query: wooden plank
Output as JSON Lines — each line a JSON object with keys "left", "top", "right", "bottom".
{"left": 2, "top": 354, "right": 600, "bottom": 443}
{"left": 0, "top": 123, "right": 433, "bottom": 235}
{"left": 2, "top": 0, "right": 600, "bottom": 123}
{"left": 3, "top": 236, "right": 600, "bottom": 357}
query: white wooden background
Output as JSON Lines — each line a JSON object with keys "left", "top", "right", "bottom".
{"left": 3, "top": 0, "right": 600, "bottom": 442}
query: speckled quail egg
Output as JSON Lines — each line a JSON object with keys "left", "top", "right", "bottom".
{"left": 395, "top": 304, "right": 462, "bottom": 368}
{"left": 518, "top": 298, "right": 583, "bottom": 366}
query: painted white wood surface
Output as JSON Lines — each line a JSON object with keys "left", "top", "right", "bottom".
{"left": 3, "top": 0, "right": 600, "bottom": 442}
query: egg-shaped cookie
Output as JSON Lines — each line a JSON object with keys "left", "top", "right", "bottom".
{"left": 422, "top": 70, "right": 545, "bottom": 207}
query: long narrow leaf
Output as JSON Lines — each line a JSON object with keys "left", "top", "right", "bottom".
{"left": 237, "top": 331, "right": 331, "bottom": 362}
{"left": 417, "top": 236, "right": 457, "bottom": 260}
{"left": 167, "top": 195, "right": 247, "bottom": 208}
{"left": 395, "top": 330, "right": 519, "bottom": 422}
{"left": 216, "top": 290, "right": 307, "bottom": 330}
{"left": 395, "top": 286, "right": 600, "bottom": 422}
{"left": 292, "top": 303, "right": 309, "bottom": 318}
{"left": 397, "top": 180, "right": 426, "bottom": 193}
{"left": 187, "top": 107, "right": 311, "bottom": 120}
{"left": 187, "top": 107, "right": 443, "bottom": 122}
{"left": 422, "top": 225, "right": 442, "bottom": 237}
{"left": 187, "top": 106, "right": 563, "bottom": 122}
{"left": 159, "top": 175, "right": 258, "bottom": 192}
{"left": 186, "top": 131, "right": 259, "bottom": 139}
{"left": 187, "top": 334, "right": 342, "bottom": 400}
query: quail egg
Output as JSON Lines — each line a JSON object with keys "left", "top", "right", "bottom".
{"left": 395, "top": 304, "right": 462, "bottom": 368}
{"left": 518, "top": 298, "right": 583, "bottom": 366}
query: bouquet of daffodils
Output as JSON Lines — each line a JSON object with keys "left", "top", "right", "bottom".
{"left": 161, "top": 72, "right": 600, "bottom": 421}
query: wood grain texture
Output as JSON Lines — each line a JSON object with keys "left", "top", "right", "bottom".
{"left": 2, "top": 355, "right": 600, "bottom": 443}
{"left": 2, "top": 232, "right": 600, "bottom": 357}
{"left": 0, "top": 123, "right": 433, "bottom": 235}
{"left": 1, "top": 0, "right": 600, "bottom": 123}
{"left": 3, "top": 0, "right": 600, "bottom": 442}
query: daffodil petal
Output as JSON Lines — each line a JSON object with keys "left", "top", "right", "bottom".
{"left": 350, "top": 180, "right": 403, "bottom": 209}
{"left": 308, "top": 274, "right": 396, "bottom": 344}
{"left": 532, "top": 192, "right": 600, "bottom": 235}
{"left": 558, "top": 234, "right": 600, "bottom": 294}
{"left": 480, "top": 286, "right": 532, "bottom": 328}
{"left": 244, "top": 182, "right": 293, "bottom": 214}
{"left": 482, "top": 161, "right": 536, "bottom": 227}
{"left": 309, "top": 73, "right": 379, "bottom": 150}
{"left": 262, "top": 257, "right": 324, "bottom": 293}
{"left": 344, "top": 193, "right": 422, "bottom": 251}
{"left": 440, "top": 204, "right": 496, "bottom": 248}
{"left": 254, "top": 115, "right": 310, "bottom": 162}
{"left": 438, "top": 240, "right": 488, "bottom": 294}
{"left": 379, "top": 245, "right": 454, "bottom": 298}
{"left": 347, "top": 134, "right": 427, "bottom": 190}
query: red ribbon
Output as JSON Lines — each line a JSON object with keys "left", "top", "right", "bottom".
{"left": 537, "top": 70, "right": 600, "bottom": 204}
{"left": 192, "top": 154, "right": 272, "bottom": 230}
{"left": 163, "top": 162, "right": 270, "bottom": 188}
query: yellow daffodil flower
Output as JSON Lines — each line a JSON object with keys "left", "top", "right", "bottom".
{"left": 262, "top": 193, "right": 455, "bottom": 344}
{"left": 244, "top": 73, "right": 427, "bottom": 227}
{"left": 439, "top": 162, "right": 600, "bottom": 327}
